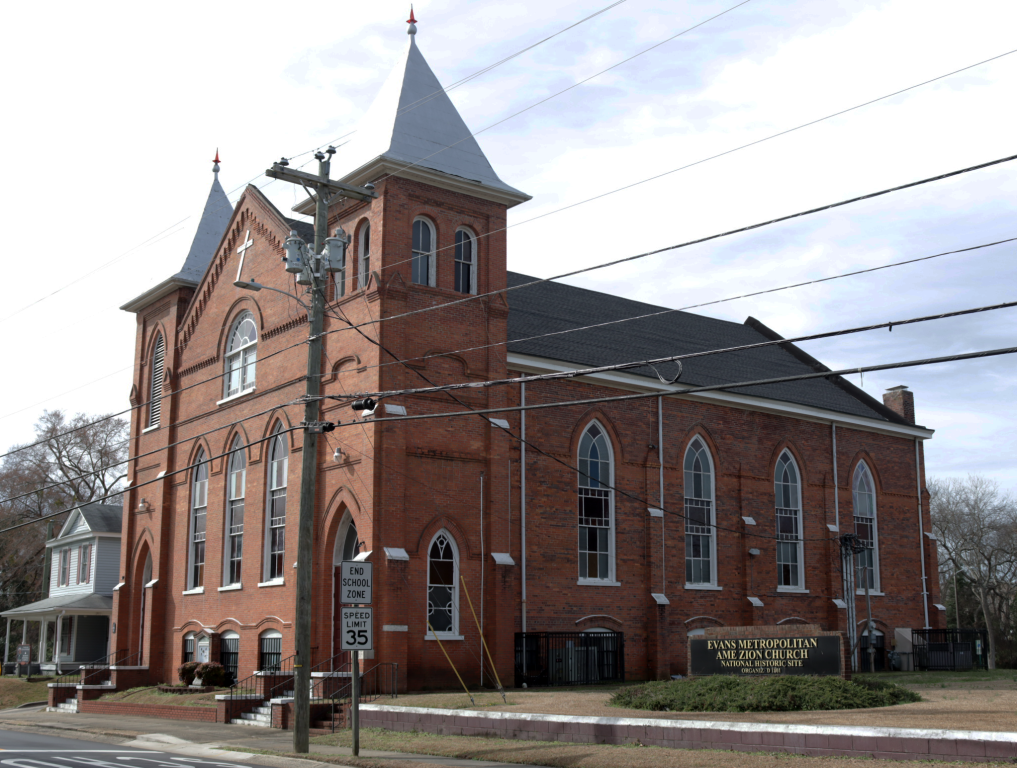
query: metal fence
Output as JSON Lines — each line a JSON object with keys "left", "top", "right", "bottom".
{"left": 912, "top": 628, "right": 989, "bottom": 671}
{"left": 514, "top": 632, "right": 624, "bottom": 688}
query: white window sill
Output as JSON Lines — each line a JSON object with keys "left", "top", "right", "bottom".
{"left": 182, "top": 587, "right": 204, "bottom": 596}
{"left": 217, "top": 388, "right": 256, "bottom": 406}
{"left": 258, "top": 579, "right": 285, "bottom": 588}
{"left": 856, "top": 590, "right": 885, "bottom": 597}
{"left": 142, "top": 425, "right": 160, "bottom": 434}
{"left": 684, "top": 583, "right": 722, "bottom": 591}
{"left": 577, "top": 578, "right": 621, "bottom": 587}
{"left": 777, "top": 587, "right": 810, "bottom": 594}
{"left": 218, "top": 584, "right": 243, "bottom": 592}
{"left": 425, "top": 633, "right": 464, "bottom": 641}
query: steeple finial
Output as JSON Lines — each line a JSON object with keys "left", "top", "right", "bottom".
{"left": 213, "top": 148, "right": 221, "bottom": 175}
{"left": 407, "top": 5, "right": 417, "bottom": 35}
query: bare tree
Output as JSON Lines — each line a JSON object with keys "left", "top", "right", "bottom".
{"left": 0, "top": 410, "right": 128, "bottom": 614}
{"left": 930, "top": 475, "right": 1017, "bottom": 669}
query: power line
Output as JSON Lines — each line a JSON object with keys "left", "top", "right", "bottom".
{"left": 0, "top": 397, "right": 304, "bottom": 512}
{"left": 334, "top": 298, "right": 1017, "bottom": 401}
{"left": 317, "top": 152, "right": 1017, "bottom": 340}
{"left": 365, "top": 46, "right": 1017, "bottom": 280}
{"left": 323, "top": 235, "right": 1017, "bottom": 378}
{"left": 0, "top": 426, "right": 303, "bottom": 536}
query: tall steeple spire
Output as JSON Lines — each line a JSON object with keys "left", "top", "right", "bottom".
{"left": 326, "top": 13, "right": 529, "bottom": 208}
{"left": 174, "top": 152, "right": 233, "bottom": 282}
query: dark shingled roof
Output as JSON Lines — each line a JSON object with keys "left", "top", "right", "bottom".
{"left": 285, "top": 218, "right": 315, "bottom": 243}
{"left": 78, "top": 503, "right": 123, "bottom": 534}
{"left": 505, "top": 272, "right": 913, "bottom": 426}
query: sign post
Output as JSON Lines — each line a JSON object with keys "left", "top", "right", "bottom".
{"left": 16, "top": 644, "right": 30, "bottom": 678}
{"left": 340, "top": 561, "right": 373, "bottom": 757}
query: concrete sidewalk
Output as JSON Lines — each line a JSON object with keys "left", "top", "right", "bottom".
{"left": 0, "top": 705, "right": 540, "bottom": 768}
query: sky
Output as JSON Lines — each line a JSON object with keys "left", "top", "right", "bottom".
{"left": 0, "top": 0, "right": 1014, "bottom": 491}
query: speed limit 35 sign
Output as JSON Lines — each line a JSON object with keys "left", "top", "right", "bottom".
{"left": 340, "top": 607, "right": 373, "bottom": 651}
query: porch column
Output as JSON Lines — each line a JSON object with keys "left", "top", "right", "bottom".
{"left": 54, "top": 614, "right": 63, "bottom": 674}
{"left": 39, "top": 617, "right": 48, "bottom": 666}
{"left": 4, "top": 618, "right": 10, "bottom": 665}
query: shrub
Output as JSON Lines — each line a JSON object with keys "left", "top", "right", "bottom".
{"left": 610, "top": 676, "right": 920, "bottom": 713}
{"left": 177, "top": 661, "right": 200, "bottom": 686}
{"left": 194, "top": 661, "right": 228, "bottom": 687}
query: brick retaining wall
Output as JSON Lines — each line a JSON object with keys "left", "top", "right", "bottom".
{"left": 360, "top": 704, "right": 1016, "bottom": 763}
{"left": 78, "top": 700, "right": 217, "bottom": 722}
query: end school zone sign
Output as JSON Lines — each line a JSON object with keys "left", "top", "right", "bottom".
{"left": 340, "top": 560, "right": 373, "bottom": 604}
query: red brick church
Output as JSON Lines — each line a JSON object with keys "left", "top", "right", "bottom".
{"left": 114, "top": 17, "right": 943, "bottom": 694}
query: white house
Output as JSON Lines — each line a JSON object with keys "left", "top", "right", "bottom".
{"left": 2, "top": 503, "right": 121, "bottom": 673}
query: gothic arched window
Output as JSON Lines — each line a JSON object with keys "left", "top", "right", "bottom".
{"left": 224, "top": 437, "right": 246, "bottom": 587}
{"left": 578, "top": 422, "right": 614, "bottom": 582}
{"left": 148, "top": 333, "right": 165, "bottom": 428}
{"left": 684, "top": 437, "right": 716, "bottom": 586}
{"left": 224, "top": 312, "right": 257, "bottom": 398}
{"left": 427, "top": 531, "right": 459, "bottom": 637}
{"left": 265, "top": 426, "right": 288, "bottom": 582}
{"left": 188, "top": 450, "right": 208, "bottom": 590}
{"left": 454, "top": 228, "right": 477, "bottom": 294}
{"left": 775, "top": 451, "right": 804, "bottom": 589}
{"left": 852, "top": 462, "right": 879, "bottom": 591}
{"left": 412, "top": 218, "right": 436, "bottom": 287}
{"left": 359, "top": 222, "right": 371, "bottom": 290}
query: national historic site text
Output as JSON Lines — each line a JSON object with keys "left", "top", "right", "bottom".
{"left": 690, "top": 636, "right": 842, "bottom": 677}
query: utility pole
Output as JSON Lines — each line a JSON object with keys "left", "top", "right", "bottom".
{"left": 251, "top": 151, "right": 376, "bottom": 753}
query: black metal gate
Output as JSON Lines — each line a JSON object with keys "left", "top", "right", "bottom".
{"left": 912, "top": 628, "right": 988, "bottom": 671}
{"left": 259, "top": 636, "right": 282, "bottom": 671}
{"left": 220, "top": 637, "right": 239, "bottom": 684}
{"left": 514, "top": 632, "right": 624, "bottom": 688}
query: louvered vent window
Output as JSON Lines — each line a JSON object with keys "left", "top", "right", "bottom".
{"left": 148, "top": 334, "right": 165, "bottom": 428}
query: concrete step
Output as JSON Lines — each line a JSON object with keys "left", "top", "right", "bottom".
{"left": 252, "top": 706, "right": 272, "bottom": 715}
{"left": 230, "top": 717, "right": 271, "bottom": 727}
{"left": 238, "top": 711, "right": 271, "bottom": 723}
{"left": 55, "top": 701, "right": 78, "bottom": 714}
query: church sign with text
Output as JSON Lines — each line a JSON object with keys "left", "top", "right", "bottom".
{"left": 690, "top": 635, "right": 842, "bottom": 677}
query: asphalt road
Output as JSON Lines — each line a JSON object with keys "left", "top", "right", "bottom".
{"left": 0, "top": 731, "right": 251, "bottom": 768}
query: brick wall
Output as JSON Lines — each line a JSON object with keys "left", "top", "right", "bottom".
{"left": 79, "top": 700, "right": 217, "bottom": 722}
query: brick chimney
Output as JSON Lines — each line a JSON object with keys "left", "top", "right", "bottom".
{"left": 883, "top": 385, "right": 915, "bottom": 424}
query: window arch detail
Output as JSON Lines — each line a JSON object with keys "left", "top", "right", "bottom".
{"left": 454, "top": 228, "right": 477, "bottom": 295}
{"left": 224, "top": 437, "right": 246, "bottom": 586}
{"left": 411, "top": 217, "right": 436, "bottom": 287}
{"left": 187, "top": 450, "right": 209, "bottom": 590}
{"left": 148, "top": 333, "right": 165, "bottom": 428}
{"left": 684, "top": 437, "right": 716, "bottom": 586}
{"left": 426, "top": 530, "right": 459, "bottom": 638}
{"left": 852, "top": 461, "right": 879, "bottom": 592}
{"left": 578, "top": 422, "right": 615, "bottom": 582}
{"left": 224, "top": 311, "right": 257, "bottom": 398}
{"left": 775, "top": 450, "right": 804, "bottom": 589}
{"left": 265, "top": 425, "right": 288, "bottom": 582}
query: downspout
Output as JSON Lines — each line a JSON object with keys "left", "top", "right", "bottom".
{"left": 520, "top": 381, "right": 527, "bottom": 636}
{"left": 915, "top": 438, "right": 930, "bottom": 629}
{"left": 831, "top": 424, "right": 839, "bottom": 531}
{"left": 480, "top": 472, "right": 485, "bottom": 686}
{"left": 658, "top": 396, "right": 665, "bottom": 595}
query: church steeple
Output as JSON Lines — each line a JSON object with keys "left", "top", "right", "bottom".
{"left": 174, "top": 152, "right": 233, "bottom": 283}
{"left": 328, "top": 14, "right": 530, "bottom": 208}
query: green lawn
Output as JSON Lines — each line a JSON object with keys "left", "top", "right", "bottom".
{"left": 0, "top": 676, "right": 52, "bottom": 709}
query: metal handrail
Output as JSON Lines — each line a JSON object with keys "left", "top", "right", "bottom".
{"left": 227, "top": 653, "right": 296, "bottom": 701}
{"left": 269, "top": 650, "right": 350, "bottom": 701}
{"left": 50, "top": 651, "right": 114, "bottom": 688}
{"left": 50, "top": 648, "right": 144, "bottom": 689}
{"left": 329, "top": 662, "right": 398, "bottom": 733}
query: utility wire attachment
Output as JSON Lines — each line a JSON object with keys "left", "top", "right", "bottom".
{"left": 649, "top": 360, "right": 683, "bottom": 385}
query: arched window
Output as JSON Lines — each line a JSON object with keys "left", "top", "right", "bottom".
{"left": 578, "top": 422, "right": 614, "bottom": 582}
{"left": 148, "top": 333, "right": 165, "bottom": 428}
{"left": 224, "top": 437, "right": 246, "bottom": 587}
{"left": 775, "top": 451, "right": 804, "bottom": 589}
{"left": 259, "top": 629, "right": 282, "bottom": 671}
{"left": 183, "top": 631, "right": 196, "bottom": 663}
{"left": 334, "top": 230, "right": 347, "bottom": 299}
{"left": 359, "top": 222, "right": 371, "bottom": 290}
{"left": 265, "top": 426, "right": 288, "bottom": 582}
{"left": 188, "top": 450, "right": 208, "bottom": 590}
{"left": 411, "top": 218, "right": 436, "bottom": 287}
{"left": 426, "top": 530, "right": 459, "bottom": 637}
{"left": 219, "top": 630, "right": 239, "bottom": 684}
{"left": 341, "top": 522, "right": 362, "bottom": 562}
{"left": 224, "top": 312, "right": 257, "bottom": 398}
{"left": 454, "top": 229, "right": 476, "bottom": 295}
{"left": 852, "top": 462, "right": 879, "bottom": 591}
{"left": 684, "top": 437, "right": 716, "bottom": 586}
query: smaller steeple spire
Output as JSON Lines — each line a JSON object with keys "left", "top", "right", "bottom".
{"left": 213, "top": 148, "right": 221, "bottom": 175}
{"left": 407, "top": 5, "right": 417, "bottom": 35}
